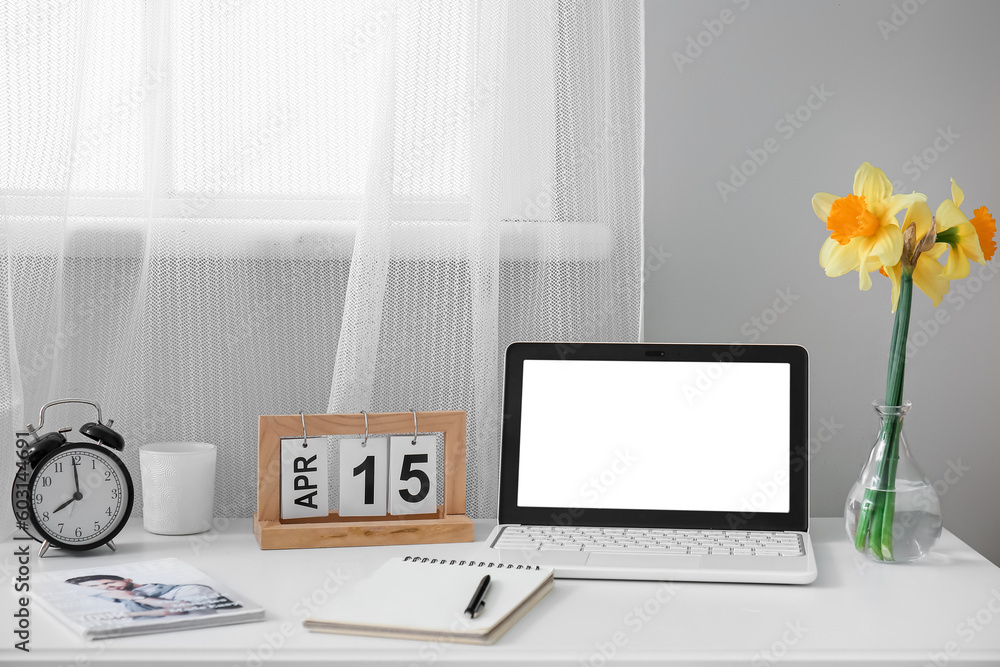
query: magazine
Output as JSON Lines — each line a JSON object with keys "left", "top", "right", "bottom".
{"left": 32, "top": 557, "right": 264, "bottom": 639}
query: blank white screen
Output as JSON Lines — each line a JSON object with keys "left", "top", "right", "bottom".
{"left": 516, "top": 359, "right": 791, "bottom": 513}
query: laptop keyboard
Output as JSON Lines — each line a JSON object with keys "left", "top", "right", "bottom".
{"left": 493, "top": 526, "right": 805, "bottom": 557}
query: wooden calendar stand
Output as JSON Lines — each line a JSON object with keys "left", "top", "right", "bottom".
{"left": 253, "top": 410, "right": 475, "bottom": 549}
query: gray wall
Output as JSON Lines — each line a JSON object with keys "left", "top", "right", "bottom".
{"left": 644, "top": 0, "right": 1000, "bottom": 564}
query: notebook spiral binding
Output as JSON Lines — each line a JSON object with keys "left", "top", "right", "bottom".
{"left": 402, "top": 555, "right": 541, "bottom": 570}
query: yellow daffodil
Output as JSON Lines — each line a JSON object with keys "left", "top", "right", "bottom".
{"left": 812, "top": 162, "right": 926, "bottom": 290}
{"left": 813, "top": 164, "right": 995, "bottom": 563}
{"left": 934, "top": 179, "right": 992, "bottom": 279}
{"left": 880, "top": 202, "right": 950, "bottom": 310}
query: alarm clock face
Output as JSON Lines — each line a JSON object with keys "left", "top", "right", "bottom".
{"left": 27, "top": 443, "right": 134, "bottom": 550}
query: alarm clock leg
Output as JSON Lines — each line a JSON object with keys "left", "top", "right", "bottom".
{"left": 107, "top": 540, "right": 117, "bottom": 552}
{"left": 39, "top": 540, "right": 51, "bottom": 558}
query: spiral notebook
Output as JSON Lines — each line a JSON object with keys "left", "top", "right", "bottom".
{"left": 303, "top": 556, "right": 554, "bottom": 645}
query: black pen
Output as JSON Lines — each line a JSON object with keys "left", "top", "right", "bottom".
{"left": 464, "top": 575, "right": 491, "bottom": 618}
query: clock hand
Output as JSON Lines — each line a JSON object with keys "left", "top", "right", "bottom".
{"left": 53, "top": 462, "right": 85, "bottom": 514}
{"left": 53, "top": 495, "right": 76, "bottom": 513}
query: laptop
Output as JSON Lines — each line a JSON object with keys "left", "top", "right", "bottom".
{"left": 486, "top": 342, "right": 817, "bottom": 585}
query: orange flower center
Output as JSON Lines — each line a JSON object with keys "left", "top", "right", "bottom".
{"left": 970, "top": 206, "right": 996, "bottom": 261}
{"left": 827, "top": 194, "right": 880, "bottom": 245}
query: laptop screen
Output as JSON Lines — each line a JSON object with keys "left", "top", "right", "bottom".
{"left": 498, "top": 343, "right": 809, "bottom": 531}
{"left": 517, "top": 359, "right": 790, "bottom": 513}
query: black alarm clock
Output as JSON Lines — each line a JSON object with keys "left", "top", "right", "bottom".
{"left": 11, "top": 399, "right": 133, "bottom": 557}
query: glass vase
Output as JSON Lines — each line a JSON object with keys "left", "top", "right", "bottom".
{"left": 844, "top": 401, "right": 942, "bottom": 562}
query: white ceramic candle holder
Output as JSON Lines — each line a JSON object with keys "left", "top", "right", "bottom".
{"left": 139, "top": 442, "right": 216, "bottom": 535}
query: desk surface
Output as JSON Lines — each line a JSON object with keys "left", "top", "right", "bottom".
{"left": 4, "top": 518, "right": 1000, "bottom": 666}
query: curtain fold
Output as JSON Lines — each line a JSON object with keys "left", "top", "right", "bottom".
{"left": 1, "top": 0, "right": 644, "bottom": 535}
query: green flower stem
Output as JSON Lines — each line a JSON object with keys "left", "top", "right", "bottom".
{"left": 885, "top": 272, "right": 913, "bottom": 407}
{"left": 854, "top": 491, "right": 880, "bottom": 552}
{"left": 869, "top": 491, "right": 886, "bottom": 559}
{"left": 879, "top": 419, "right": 901, "bottom": 558}
{"left": 854, "top": 271, "right": 913, "bottom": 560}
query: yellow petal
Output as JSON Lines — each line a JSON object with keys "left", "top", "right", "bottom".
{"left": 853, "top": 162, "right": 893, "bottom": 204}
{"left": 958, "top": 224, "right": 986, "bottom": 264}
{"left": 859, "top": 268, "right": 873, "bottom": 291}
{"left": 812, "top": 192, "right": 837, "bottom": 222}
{"left": 869, "top": 223, "right": 903, "bottom": 268}
{"left": 942, "top": 244, "right": 970, "bottom": 280}
{"left": 925, "top": 243, "right": 947, "bottom": 260}
{"left": 951, "top": 178, "right": 964, "bottom": 208}
{"left": 935, "top": 199, "right": 969, "bottom": 232}
{"left": 861, "top": 255, "right": 884, "bottom": 273}
{"left": 856, "top": 236, "right": 879, "bottom": 290}
{"left": 820, "top": 237, "right": 860, "bottom": 276}
{"left": 901, "top": 200, "right": 933, "bottom": 241}
{"left": 912, "top": 254, "right": 949, "bottom": 307}
{"left": 876, "top": 192, "right": 927, "bottom": 225}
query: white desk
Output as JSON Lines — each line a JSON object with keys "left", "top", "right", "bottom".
{"left": 4, "top": 518, "right": 1000, "bottom": 666}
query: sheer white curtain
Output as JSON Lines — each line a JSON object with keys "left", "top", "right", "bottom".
{"left": 1, "top": 0, "right": 643, "bottom": 532}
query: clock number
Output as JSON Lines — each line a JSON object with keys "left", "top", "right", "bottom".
{"left": 54, "top": 462, "right": 63, "bottom": 473}
{"left": 105, "top": 507, "right": 113, "bottom": 516}
{"left": 74, "top": 527, "right": 82, "bottom": 537}
{"left": 352, "top": 456, "right": 376, "bottom": 505}
{"left": 94, "top": 521, "right": 101, "bottom": 531}
{"left": 42, "top": 511, "right": 49, "bottom": 522}
{"left": 105, "top": 470, "right": 111, "bottom": 481}
{"left": 58, "top": 523, "right": 64, "bottom": 533}
{"left": 398, "top": 454, "right": 430, "bottom": 503}
{"left": 41, "top": 476, "right": 52, "bottom": 487}
{"left": 71, "top": 455, "right": 81, "bottom": 465}
{"left": 92, "top": 459, "right": 96, "bottom": 469}
{"left": 111, "top": 488, "right": 119, "bottom": 499}
{"left": 34, "top": 493, "right": 43, "bottom": 504}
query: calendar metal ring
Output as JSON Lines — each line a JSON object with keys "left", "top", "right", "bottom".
{"left": 361, "top": 411, "right": 369, "bottom": 446}
{"left": 300, "top": 412, "right": 308, "bottom": 447}
{"left": 411, "top": 409, "right": 418, "bottom": 445}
